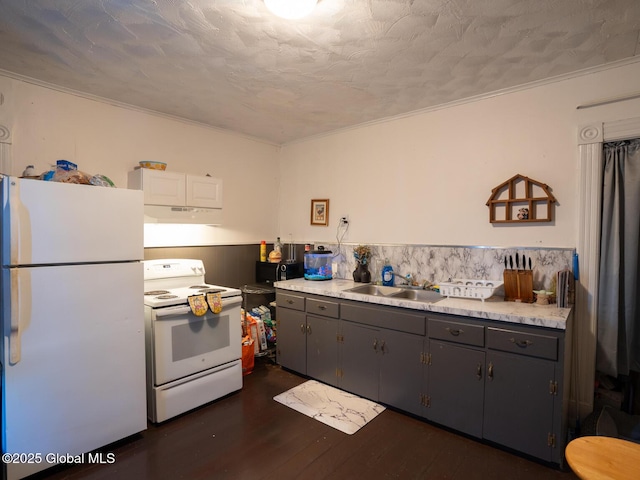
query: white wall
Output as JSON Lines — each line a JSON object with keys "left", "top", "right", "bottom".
{"left": 278, "top": 60, "right": 640, "bottom": 249}
{"left": 1, "top": 77, "right": 280, "bottom": 247}
{"left": 3, "top": 60, "right": 640, "bottom": 249}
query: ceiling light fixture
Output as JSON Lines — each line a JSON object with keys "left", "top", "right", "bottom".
{"left": 264, "top": 0, "right": 318, "bottom": 20}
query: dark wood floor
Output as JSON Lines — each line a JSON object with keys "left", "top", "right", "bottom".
{"left": 37, "top": 358, "right": 579, "bottom": 480}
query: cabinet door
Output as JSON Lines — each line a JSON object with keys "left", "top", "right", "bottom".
{"left": 186, "top": 175, "right": 222, "bottom": 208}
{"left": 141, "top": 170, "right": 186, "bottom": 206}
{"left": 276, "top": 308, "right": 306, "bottom": 374}
{"left": 427, "top": 340, "right": 485, "bottom": 438}
{"left": 484, "top": 351, "right": 555, "bottom": 461}
{"left": 378, "top": 329, "right": 424, "bottom": 416}
{"left": 306, "top": 315, "right": 339, "bottom": 386}
{"left": 340, "top": 321, "right": 379, "bottom": 401}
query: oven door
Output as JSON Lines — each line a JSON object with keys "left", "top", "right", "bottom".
{"left": 152, "top": 296, "right": 242, "bottom": 386}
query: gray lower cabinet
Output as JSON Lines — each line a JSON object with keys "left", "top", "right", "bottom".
{"left": 378, "top": 328, "right": 424, "bottom": 416}
{"left": 275, "top": 289, "right": 568, "bottom": 465}
{"left": 339, "top": 321, "right": 379, "bottom": 400}
{"left": 425, "top": 319, "right": 564, "bottom": 462}
{"left": 426, "top": 340, "right": 485, "bottom": 438}
{"left": 484, "top": 326, "right": 562, "bottom": 463}
{"left": 276, "top": 292, "right": 307, "bottom": 373}
{"left": 276, "top": 292, "right": 339, "bottom": 386}
{"left": 340, "top": 322, "right": 423, "bottom": 416}
{"left": 424, "top": 317, "right": 486, "bottom": 438}
{"left": 340, "top": 301, "right": 425, "bottom": 415}
{"left": 306, "top": 313, "right": 339, "bottom": 386}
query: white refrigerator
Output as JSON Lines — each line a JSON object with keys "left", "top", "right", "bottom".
{"left": 0, "top": 176, "right": 147, "bottom": 479}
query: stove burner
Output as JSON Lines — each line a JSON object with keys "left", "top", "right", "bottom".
{"left": 156, "top": 294, "right": 178, "bottom": 299}
{"left": 199, "top": 288, "right": 225, "bottom": 294}
{"left": 189, "top": 285, "right": 211, "bottom": 289}
{"left": 144, "top": 290, "right": 170, "bottom": 296}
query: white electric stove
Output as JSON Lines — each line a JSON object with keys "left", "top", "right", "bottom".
{"left": 143, "top": 259, "right": 243, "bottom": 423}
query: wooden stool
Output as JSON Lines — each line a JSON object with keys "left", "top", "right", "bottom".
{"left": 565, "top": 436, "right": 640, "bottom": 479}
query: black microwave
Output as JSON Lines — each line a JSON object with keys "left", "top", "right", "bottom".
{"left": 255, "top": 261, "right": 304, "bottom": 284}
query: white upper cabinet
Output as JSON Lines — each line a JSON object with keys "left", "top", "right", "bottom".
{"left": 128, "top": 169, "right": 222, "bottom": 208}
{"left": 185, "top": 174, "right": 222, "bottom": 209}
{"left": 131, "top": 169, "right": 185, "bottom": 206}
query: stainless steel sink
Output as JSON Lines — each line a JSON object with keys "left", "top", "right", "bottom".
{"left": 344, "top": 284, "right": 403, "bottom": 296}
{"left": 388, "top": 288, "right": 443, "bottom": 303}
{"left": 344, "top": 284, "right": 443, "bottom": 304}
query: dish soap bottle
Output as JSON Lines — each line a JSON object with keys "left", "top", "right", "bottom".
{"left": 381, "top": 259, "right": 394, "bottom": 286}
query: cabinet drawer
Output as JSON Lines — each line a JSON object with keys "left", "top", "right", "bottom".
{"left": 341, "top": 303, "right": 425, "bottom": 335}
{"left": 276, "top": 292, "right": 305, "bottom": 311}
{"left": 306, "top": 298, "right": 339, "bottom": 318}
{"left": 428, "top": 318, "right": 484, "bottom": 347}
{"left": 487, "top": 327, "right": 557, "bottom": 361}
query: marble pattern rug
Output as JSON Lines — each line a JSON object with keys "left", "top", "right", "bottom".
{"left": 273, "top": 380, "right": 385, "bottom": 435}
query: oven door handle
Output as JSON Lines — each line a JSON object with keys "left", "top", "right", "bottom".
{"left": 221, "top": 296, "right": 243, "bottom": 309}
{"left": 154, "top": 295, "right": 243, "bottom": 318}
{"left": 155, "top": 305, "right": 191, "bottom": 317}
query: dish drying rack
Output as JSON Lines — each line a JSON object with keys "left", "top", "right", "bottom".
{"left": 439, "top": 279, "right": 503, "bottom": 302}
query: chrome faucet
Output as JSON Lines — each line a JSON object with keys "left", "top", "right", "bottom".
{"left": 392, "top": 272, "right": 412, "bottom": 286}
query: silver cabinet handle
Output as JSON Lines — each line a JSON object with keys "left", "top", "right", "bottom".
{"left": 373, "top": 339, "right": 378, "bottom": 352}
{"left": 317, "top": 305, "right": 327, "bottom": 310}
{"left": 380, "top": 340, "right": 386, "bottom": 354}
{"left": 300, "top": 324, "right": 305, "bottom": 334}
{"left": 307, "top": 324, "right": 312, "bottom": 335}
{"left": 510, "top": 338, "right": 533, "bottom": 348}
{"left": 445, "top": 327, "right": 463, "bottom": 336}
{"left": 476, "top": 363, "right": 482, "bottom": 380}
{"left": 488, "top": 362, "right": 494, "bottom": 380}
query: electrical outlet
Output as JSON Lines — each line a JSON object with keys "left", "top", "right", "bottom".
{"left": 340, "top": 215, "right": 349, "bottom": 225}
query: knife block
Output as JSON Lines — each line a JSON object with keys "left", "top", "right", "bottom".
{"left": 503, "top": 270, "right": 534, "bottom": 303}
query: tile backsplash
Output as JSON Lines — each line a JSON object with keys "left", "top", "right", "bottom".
{"left": 321, "top": 243, "right": 574, "bottom": 293}
{"left": 145, "top": 242, "right": 575, "bottom": 295}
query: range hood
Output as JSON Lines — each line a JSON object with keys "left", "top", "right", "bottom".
{"left": 143, "top": 205, "right": 222, "bottom": 225}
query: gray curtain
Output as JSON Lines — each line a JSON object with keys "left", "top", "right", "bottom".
{"left": 596, "top": 139, "right": 640, "bottom": 377}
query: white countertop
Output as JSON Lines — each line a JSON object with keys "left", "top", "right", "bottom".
{"left": 274, "top": 278, "right": 572, "bottom": 330}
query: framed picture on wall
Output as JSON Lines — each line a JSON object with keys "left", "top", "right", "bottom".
{"left": 310, "top": 199, "right": 329, "bottom": 226}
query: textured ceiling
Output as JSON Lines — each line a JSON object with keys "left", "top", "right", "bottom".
{"left": 0, "top": 0, "right": 639, "bottom": 144}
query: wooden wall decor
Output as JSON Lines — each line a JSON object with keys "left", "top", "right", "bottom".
{"left": 486, "top": 174, "right": 556, "bottom": 223}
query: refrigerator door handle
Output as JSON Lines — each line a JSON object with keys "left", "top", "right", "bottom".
{"left": 9, "top": 178, "right": 22, "bottom": 266}
{"left": 9, "top": 268, "right": 21, "bottom": 364}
